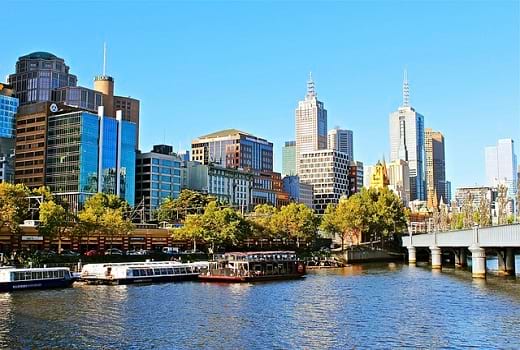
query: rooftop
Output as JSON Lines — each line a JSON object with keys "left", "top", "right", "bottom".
{"left": 20, "top": 51, "right": 59, "bottom": 60}
{"left": 197, "top": 128, "right": 252, "bottom": 139}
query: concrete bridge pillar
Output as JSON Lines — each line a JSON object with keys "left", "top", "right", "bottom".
{"left": 498, "top": 248, "right": 516, "bottom": 276}
{"left": 469, "top": 245, "right": 486, "bottom": 278}
{"left": 430, "top": 246, "right": 442, "bottom": 269}
{"left": 455, "top": 248, "right": 467, "bottom": 268}
{"left": 407, "top": 247, "right": 416, "bottom": 265}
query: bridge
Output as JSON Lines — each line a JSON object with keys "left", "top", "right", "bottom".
{"left": 402, "top": 224, "right": 520, "bottom": 278}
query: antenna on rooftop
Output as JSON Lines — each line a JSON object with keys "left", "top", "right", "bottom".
{"left": 103, "top": 42, "right": 107, "bottom": 76}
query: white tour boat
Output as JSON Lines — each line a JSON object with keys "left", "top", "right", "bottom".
{"left": 80, "top": 261, "right": 208, "bottom": 285}
{"left": 0, "top": 266, "right": 76, "bottom": 292}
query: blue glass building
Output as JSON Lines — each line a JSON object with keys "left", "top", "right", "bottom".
{"left": 46, "top": 109, "right": 136, "bottom": 207}
{"left": 0, "top": 84, "right": 19, "bottom": 183}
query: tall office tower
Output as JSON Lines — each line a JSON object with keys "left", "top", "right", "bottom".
{"left": 387, "top": 159, "right": 411, "bottom": 207}
{"left": 282, "top": 141, "right": 296, "bottom": 176}
{"left": 8, "top": 52, "right": 77, "bottom": 105}
{"left": 327, "top": 128, "right": 353, "bottom": 161}
{"left": 425, "top": 128, "right": 446, "bottom": 208}
{"left": 295, "top": 73, "right": 327, "bottom": 174}
{"left": 389, "top": 70, "right": 425, "bottom": 201}
{"left": 45, "top": 107, "right": 136, "bottom": 209}
{"left": 485, "top": 138, "right": 518, "bottom": 198}
{"left": 444, "top": 180, "right": 452, "bottom": 204}
{"left": 135, "top": 145, "right": 182, "bottom": 220}
{"left": 0, "top": 83, "right": 18, "bottom": 183}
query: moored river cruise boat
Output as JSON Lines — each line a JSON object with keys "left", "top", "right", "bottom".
{"left": 80, "top": 261, "right": 208, "bottom": 285}
{"left": 199, "top": 251, "right": 305, "bottom": 282}
{"left": 0, "top": 267, "right": 76, "bottom": 292}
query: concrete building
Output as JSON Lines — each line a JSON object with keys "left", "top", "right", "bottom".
{"left": 485, "top": 139, "right": 517, "bottom": 199}
{"left": 298, "top": 150, "right": 349, "bottom": 214}
{"left": 347, "top": 161, "right": 363, "bottom": 195}
{"left": 387, "top": 159, "right": 411, "bottom": 206}
{"left": 51, "top": 86, "right": 103, "bottom": 113}
{"left": 282, "top": 141, "right": 296, "bottom": 176}
{"left": 295, "top": 74, "right": 327, "bottom": 175}
{"left": 44, "top": 107, "right": 136, "bottom": 210}
{"left": 0, "top": 83, "right": 18, "bottom": 182}
{"left": 425, "top": 128, "right": 446, "bottom": 208}
{"left": 8, "top": 52, "right": 77, "bottom": 105}
{"left": 135, "top": 145, "right": 182, "bottom": 220}
{"left": 282, "top": 175, "right": 314, "bottom": 208}
{"left": 389, "top": 70, "right": 425, "bottom": 201}
{"left": 328, "top": 128, "right": 354, "bottom": 161}
{"left": 454, "top": 186, "right": 497, "bottom": 210}
{"left": 182, "top": 162, "right": 253, "bottom": 211}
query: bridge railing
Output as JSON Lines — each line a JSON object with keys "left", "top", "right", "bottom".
{"left": 479, "top": 224, "right": 520, "bottom": 247}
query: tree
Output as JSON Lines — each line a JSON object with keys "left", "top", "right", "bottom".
{"left": 477, "top": 190, "right": 491, "bottom": 227}
{"left": 497, "top": 184, "right": 509, "bottom": 225}
{"left": 249, "top": 204, "right": 279, "bottom": 244}
{"left": 0, "top": 183, "right": 31, "bottom": 234}
{"left": 102, "top": 207, "right": 133, "bottom": 249}
{"left": 320, "top": 204, "right": 341, "bottom": 246}
{"left": 461, "top": 191, "right": 474, "bottom": 229}
{"left": 157, "top": 189, "right": 212, "bottom": 223}
{"left": 38, "top": 200, "right": 73, "bottom": 253}
{"left": 274, "top": 203, "right": 318, "bottom": 248}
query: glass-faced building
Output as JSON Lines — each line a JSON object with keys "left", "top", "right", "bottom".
{"left": 135, "top": 145, "right": 182, "bottom": 219}
{"left": 282, "top": 141, "right": 296, "bottom": 177}
{"left": 45, "top": 110, "right": 136, "bottom": 207}
{"left": 0, "top": 83, "right": 19, "bottom": 183}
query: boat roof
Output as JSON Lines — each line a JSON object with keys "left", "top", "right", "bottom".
{"left": 83, "top": 261, "right": 207, "bottom": 268}
{"left": 224, "top": 251, "right": 296, "bottom": 256}
{"left": 0, "top": 267, "right": 70, "bottom": 272}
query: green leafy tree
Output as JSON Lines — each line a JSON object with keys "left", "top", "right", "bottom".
{"left": 157, "top": 189, "right": 212, "bottom": 223}
{"left": 0, "top": 183, "right": 31, "bottom": 234}
{"left": 275, "top": 203, "right": 318, "bottom": 248}
{"left": 249, "top": 204, "right": 279, "bottom": 244}
{"left": 38, "top": 200, "right": 74, "bottom": 253}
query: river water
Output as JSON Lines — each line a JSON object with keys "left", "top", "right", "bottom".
{"left": 1, "top": 264, "right": 519, "bottom": 349}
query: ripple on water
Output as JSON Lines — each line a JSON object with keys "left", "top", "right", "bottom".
{"left": 0, "top": 265, "right": 519, "bottom": 349}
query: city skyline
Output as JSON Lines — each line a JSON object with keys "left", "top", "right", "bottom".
{"left": 1, "top": 1, "right": 518, "bottom": 192}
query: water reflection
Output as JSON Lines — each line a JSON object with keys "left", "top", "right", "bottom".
{"left": 0, "top": 266, "right": 518, "bottom": 349}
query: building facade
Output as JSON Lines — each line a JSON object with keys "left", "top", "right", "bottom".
{"left": 135, "top": 145, "right": 182, "bottom": 220}
{"left": 44, "top": 108, "right": 136, "bottom": 209}
{"left": 387, "top": 159, "right": 411, "bottom": 206}
{"left": 282, "top": 175, "right": 314, "bottom": 208}
{"left": 389, "top": 72, "right": 425, "bottom": 201}
{"left": 8, "top": 52, "right": 77, "bottom": 105}
{"left": 485, "top": 139, "right": 517, "bottom": 199}
{"left": 0, "top": 83, "right": 18, "bottom": 182}
{"left": 425, "top": 128, "right": 446, "bottom": 208}
{"left": 295, "top": 74, "right": 327, "bottom": 175}
{"left": 328, "top": 128, "right": 353, "bottom": 161}
{"left": 298, "top": 150, "right": 349, "bottom": 214}
{"left": 183, "top": 162, "right": 253, "bottom": 211}
{"left": 347, "top": 161, "right": 363, "bottom": 195}
{"left": 282, "top": 141, "right": 296, "bottom": 176}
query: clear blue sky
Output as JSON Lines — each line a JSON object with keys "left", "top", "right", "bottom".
{"left": 2, "top": 1, "right": 519, "bottom": 191}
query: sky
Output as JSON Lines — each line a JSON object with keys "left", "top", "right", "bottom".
{"left": 1, "top": 0, "right": 519, "bottom": 191}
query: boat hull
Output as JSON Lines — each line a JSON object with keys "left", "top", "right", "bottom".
{"left": 83, "top": 273, "right": 199, "bottom": 285}
{"left": 0, "top": 279, "right": 75, "bottom": 292}
{"left": 198, "top": 273, "right": 305, "bottom": 283}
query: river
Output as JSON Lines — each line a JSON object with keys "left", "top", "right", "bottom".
{"left": 0, "top": 264, "right": 519, "bottom": 349}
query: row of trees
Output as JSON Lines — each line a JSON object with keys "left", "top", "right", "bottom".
{"left": 0, "top": 183, "right": 132, "bottom": 251}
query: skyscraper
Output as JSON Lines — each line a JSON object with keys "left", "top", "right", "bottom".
{"left": 425, "top": 128, "right": 446, "bottom": 207}
{"left": 0, "top": 83, "right": 18, "bottom": 183}
{"left": 389, "top": 70, "right": 425, "bottom": 201}
{"left": 485, "top": 139, "right": 517, "bottom": 198}
{"left": 295, "top": 73, "right": 327, "bottom": 174}
{"left": 327, "top": 128, "right": 353, "bottom": 161}
{"left": 387, "top": 159, "right": 411, "bottom": 206}
{"left": 8, "top": 52, "right": 77, "bottom": 105}
{"left": 282, "top": 141, "right": 296, "bottom": 176}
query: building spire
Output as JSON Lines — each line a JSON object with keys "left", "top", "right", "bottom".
{"left": 306, "top": 71, "right": 316, "bottom": 98}
{"left": 103, "top": 42, "right": 107, "bottom": 76}
{"left": 402, "top": 68, "right": 410, "bottom": 107}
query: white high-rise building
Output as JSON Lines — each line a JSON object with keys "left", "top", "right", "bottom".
{"left": 328, "top": 128, "right": 353, "bottom": 161}
{"left": 389, "top": 70, "right": 425, "bottom": 201}
{"left": 485, "top": 138, "right": 517, "bottom": 198}
{"left": 387, "top": 159, "right": 411, "bottom": 207}
{"left": 295, "top": 73, "right": 327, "bottom": 175}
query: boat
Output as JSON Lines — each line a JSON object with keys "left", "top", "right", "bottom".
{"left": 0, "top": 266, "right": 76, "bottom": 292}
{"left": 80, "top": 261, "right": 208, "bottom": 285}
{"left": 199, "top": 251, "right": 305, "bottom": 282}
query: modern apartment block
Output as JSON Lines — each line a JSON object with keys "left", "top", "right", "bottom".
{"left": 182, "top": 161, "right": 253, "bottom": 211}
{"left": 389, "top": 71, "right": 425, "bottom": 201}
{"left": 328, "top": 128, "right": 354, "bottom": 161}
{"left": 282, "top": 141, "right": 296, "bottom": 176}
{"left": 0, "top": 83, "right": 18, "bottom": 182}
{"left": 44, "top": 107, "right": 136, "bottom": 209}
{"left": 298, "top": 150, "right": 349, "bottom": 214}
{"left": 282, "top": 175, "right": 314, "bottom": 208}
{"left": 485, "top": 139, "right": 517, "bottom": 199}
{"left": 295, "top": 74, "right": 327, "bottom": 175}
{"left": 135, "top": 145, "right": 182, "bottom": 219}
{"left": 425, "top": 128, "right": 446, "bottom": 207}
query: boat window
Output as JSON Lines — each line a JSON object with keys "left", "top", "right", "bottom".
{"left": 146, "top": 269, "right": 153, "bottom": 276}
{"left": 25, "top": 272, "right": 33, "bottom": 280}
{"left": 154, "top": 269, "right": 161, "bottom": 275}
{"left": 34, "top": 271, "right": 43, "bottom": 279}
{"left": 160, "top": 268, "right": 168, "bottom": 275}
{"left": 173, "top": 268, "right": 180, "bottom": 274}
{"left": 138, "top": 269, "right": 145, "bottom": 276}
{"left": 166, "top": 268, "right": 173, "bottom": 274}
